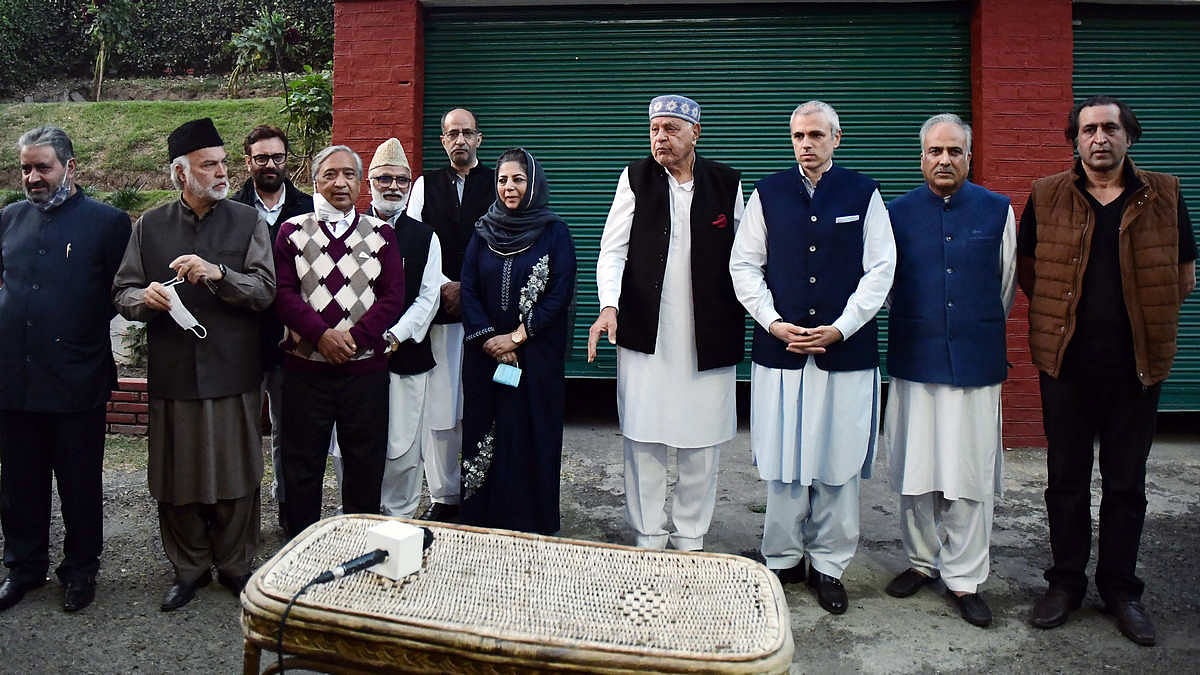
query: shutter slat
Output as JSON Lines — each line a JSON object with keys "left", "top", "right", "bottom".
{"left": 423, "top": 4, "right": 970, "bottom": 378}
{"left": 1074, "top": 5, "right": 1200, "bottom": 410}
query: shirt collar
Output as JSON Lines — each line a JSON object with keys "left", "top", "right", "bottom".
{"left": 253, "top": 188, "right": 284, "bottom": 213}
{"left": 799, "top": 160, "right": 834, "bottom": 195}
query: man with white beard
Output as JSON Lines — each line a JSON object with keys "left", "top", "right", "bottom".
{"left": 113, "top": 118, "right": 276, "bottom": 611}
{"left": 330, "top": 138, "right": 442, "bottom": 517}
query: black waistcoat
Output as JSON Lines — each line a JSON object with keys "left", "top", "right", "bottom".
{"left": 372, "top": 209, "right": 437, "bottom": 376}
{"left": 618, "top": 154, "right": 745, "bottom": 371}
{"left": 421, "top": 164, "right": 495, "bottom": 323}
{"left": 231, "top": 177, "right": 314, "bottom": 371}
{"left": 138, "top": 200, "right": 262, "bottom": 400}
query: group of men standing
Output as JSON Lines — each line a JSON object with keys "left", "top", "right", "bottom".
{"left": 0, "top": 94, "right": 1193, "bottom": 649}
{"left": 588, "top": 94, "right": 1193, "bottom": 644}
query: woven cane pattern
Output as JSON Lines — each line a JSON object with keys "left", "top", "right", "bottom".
{"left": 260, "top": 517, "right": 785, "bottom": 659}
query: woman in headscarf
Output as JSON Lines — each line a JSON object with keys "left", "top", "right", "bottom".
{"left": 458, "top": 148, "right": 577, "bottom": 534}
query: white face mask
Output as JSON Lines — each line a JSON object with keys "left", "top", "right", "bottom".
{"left": 163, "top": 283, "right": 207, "bottom": 339}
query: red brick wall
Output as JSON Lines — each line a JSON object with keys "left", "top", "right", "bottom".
{"left": 971, "top": 0, "right": 1074, "bottom": 448}
{"left": 107, "top": 378, "right": 149, "bottom": 435}
{"left": 332, "top": 0, "right": 424, "bottom": 211}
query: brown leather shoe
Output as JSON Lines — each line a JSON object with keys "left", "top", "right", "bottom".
{"left": 1030, "top": 588, "right": 1081, "bottom": 629}
{"left": 1105, "top": 600, "right": 1156, "bottom": 646}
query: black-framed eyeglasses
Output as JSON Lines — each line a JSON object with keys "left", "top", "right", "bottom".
{"left": 371, "top": 175, "right": 411, "bottom": 187}
{"left": 441, "top": 129, "right": 480, "bottom": 141}
{"left": 250, "top": 153, "right": 288, "bottom": 167}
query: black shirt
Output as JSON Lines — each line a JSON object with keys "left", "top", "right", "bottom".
{"left": 1018, "top": 161, "right": 1197, "bottom": 379}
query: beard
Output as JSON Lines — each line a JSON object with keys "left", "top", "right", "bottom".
{"left": 370, "top": 185, "right": 408, "bottom": 218}
{"left": 252, "top": 167, "right": 285, "bottom": 192}
{"left": 185, "top": 172, "right": 229, "bottom": 202}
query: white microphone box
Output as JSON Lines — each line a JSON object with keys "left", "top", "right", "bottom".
{"left": 366, "top": 520, "right": 425, "bottom": 580}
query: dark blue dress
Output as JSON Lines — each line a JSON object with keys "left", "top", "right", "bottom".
{"left": 459, "top": 220, "right": 576, "bottom": 534}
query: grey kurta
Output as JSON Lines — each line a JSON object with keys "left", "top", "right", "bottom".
{"left": 113, "top": 197, "right": 275, "bottom": 505}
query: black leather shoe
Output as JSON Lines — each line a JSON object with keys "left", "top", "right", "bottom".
{"left": 62, "top": 578, "right": 96, "bottom": 612}
{"left": 1106, "top": 600, "right": 1156, "bottom": 646}
{"left": 0, "top": 576, "right": 44, "bottom": 612}
{"left": 807, "top": 569, "right": 848, "bottom": 615}
{"left": 420, "top": 503, "right": 460, "bottom": 523}
{"left": 773, "top": 560, "right": 806, "bottom": 586}
{"left": 217, "top": 572, "right": 251, "bottom": 595}
{"left": 885, "top": 568, "right": 937, "bottom": 598}
{"left": 954, "top": 592, "right": 992, "bottom": 627}
{"left": 1030, "top": 588, "right": 1081, "bottom": 629}
{"left": 160, "top": 570, "right": 211, "bottom": 612}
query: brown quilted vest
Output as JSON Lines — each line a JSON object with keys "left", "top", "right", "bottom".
{"left": 1027, "top": 161, "right": 1182, "bottom": 385}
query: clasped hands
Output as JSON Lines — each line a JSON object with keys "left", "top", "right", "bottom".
{"left": 769, "top": 320, "right": 843, "bottom": 353}
{"left": 143, "top": 254, "right": 224, "bottom": 311}
{"left": 482, "top": 324, "right": 526, "bottom": 365}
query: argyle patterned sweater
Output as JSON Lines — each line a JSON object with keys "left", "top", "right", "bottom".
{"left": 273, "top": 211, "right": 406, "bottom": 374}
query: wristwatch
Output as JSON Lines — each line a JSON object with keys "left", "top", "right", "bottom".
{"left": 217, "top": 263, "right": 228, "bottom": 279}
{"left": 510, "top": 329, "right": 525, "bottom": 344}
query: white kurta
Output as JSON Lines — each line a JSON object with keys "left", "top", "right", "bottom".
{"left": 596, "top": 167, "right": 744, "bottom": 448}
{"left": 730, "top": 181, "right": 897, "bottom": 485}
{"left": 883, "top": 206, "right": 1017, "bottom": 501}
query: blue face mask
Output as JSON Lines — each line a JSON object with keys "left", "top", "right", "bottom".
{"left": 34, "top": 166, "right": 73, "bottom": 212}
{"left": 492, "top": 363, "right": 522, "bottom": 388}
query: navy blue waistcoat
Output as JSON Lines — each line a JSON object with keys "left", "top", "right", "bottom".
{"left": 886, "top": 181, "right": 1009, "bottom": 386}
{"left": 751, "top": 165, "right": 880, "bottom": 371}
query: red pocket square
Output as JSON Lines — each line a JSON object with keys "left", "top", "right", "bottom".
{"left": 712, "top": 213, "right": 728, "bottom": 228}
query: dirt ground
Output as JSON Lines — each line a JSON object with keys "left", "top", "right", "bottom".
{"left": 0, "top": 388, "right": 1197, "bottom": 673}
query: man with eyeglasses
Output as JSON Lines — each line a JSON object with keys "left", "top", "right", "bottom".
{"left": 231, "top": 124, "right": 313, "bottom": 534}
{"left": 405, "top": 108, "right": 494, "bottom": 522}
{"left": 329, "top": 138, "right": 442, "bottom": 518}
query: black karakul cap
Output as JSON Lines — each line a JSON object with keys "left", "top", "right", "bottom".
{"left": 167, "top": 118, "right": 224, "bottom": 161}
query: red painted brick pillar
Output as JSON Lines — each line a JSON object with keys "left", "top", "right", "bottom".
{"left": 332, "top": 0, "right": 424, "bottom": 210}
{"left": 971, "top": 0, "right": 1074, "bottom": 448}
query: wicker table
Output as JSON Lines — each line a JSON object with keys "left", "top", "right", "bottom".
{"left": 241, "top": 515, "right": 793, "bottom": 674}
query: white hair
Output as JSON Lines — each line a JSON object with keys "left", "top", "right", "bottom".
{"left": 792, "top": 100, "right": 841, "bottom": 135}
{"left": 919, "top": 113, "right": 973, "bottom": 155}
{"left": 169, "top": 156, "right": 190, "bottom": 190}
{"left": 311, "top": 145, "right": 363, "bottom": 184}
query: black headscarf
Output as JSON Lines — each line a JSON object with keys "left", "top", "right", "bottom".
{"left": 474, "top": 148, "right": 560, "bottom": 255}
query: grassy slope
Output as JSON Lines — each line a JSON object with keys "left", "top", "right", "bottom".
{"left": 0, "top": 98, "right": 293, "bottom": 192}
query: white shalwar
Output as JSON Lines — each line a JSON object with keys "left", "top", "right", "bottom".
{"left": 407, "top": 174, "right": 467, "bottom": 506}
{"left": 596, "top": 165, "right": 744, "bottom": 550}
{"left": 730, "top": 183, "right": 896, "bottom": 576}
{"left": 331, "top": 230, "right": 444, "bottom": 517}
{"left": 883, "top": 205, "right": 1016, "bottom": 592}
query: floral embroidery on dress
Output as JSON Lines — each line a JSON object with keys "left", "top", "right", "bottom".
{"left": 518, "top": 254, "right": 550, "bottom": 323}
{"left": 462, "top": 424, "right": 496, "bottom": 499}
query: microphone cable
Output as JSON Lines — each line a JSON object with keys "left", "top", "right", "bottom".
{"left": 276, "top": 549, "right": 388, "bottom": 673}
{"left": 273, "top": 528, "right": 433, "bottom": 672}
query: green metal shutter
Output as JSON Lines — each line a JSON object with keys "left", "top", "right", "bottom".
{"left": 1074, "top": 5, "right": 1200, "bottom": 410}
{"left": 421, "top": 3, "right": 970, "bottom": 378}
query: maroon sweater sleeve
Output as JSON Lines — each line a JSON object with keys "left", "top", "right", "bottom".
{"left": 273, "top": 219, "right": 334, "bottom": 345}
{"left": 347, "top": 224, "right": 405, "bottom": 352}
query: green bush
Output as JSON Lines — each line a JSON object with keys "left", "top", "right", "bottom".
{"left": 0, "top": 0, "right": 93, "bottom": 95}
{"left": 0, "top": 0, "right": 332, "bottom": 96}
